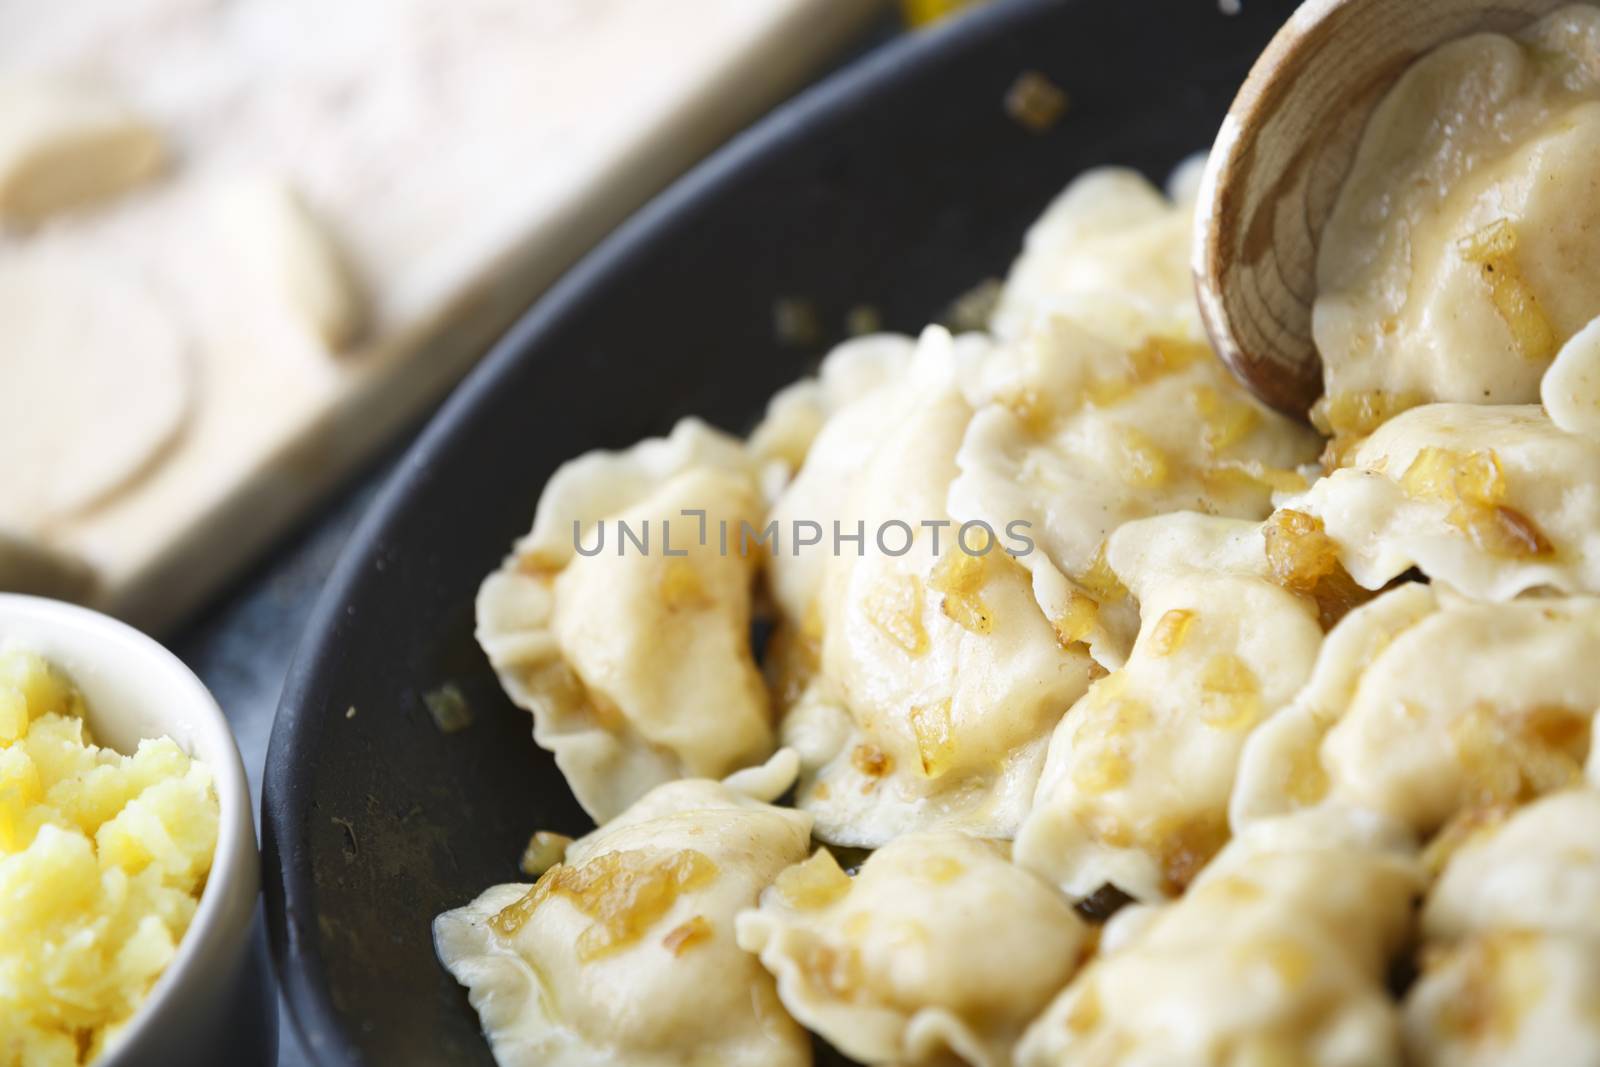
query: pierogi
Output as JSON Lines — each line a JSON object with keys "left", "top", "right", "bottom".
{"left": 1314, "top": 5, "right": 1600, "bottom": 438}
{"left": 1232, "top": 585, "right": 1600, "bottom": 837}
{"left": 475, "top": 418, "right": 775, "bottom": 821}
{"left": 990, "top": 160, "right": 1206, "bottom": 347}
{"left": 760, "top": 327, "right": 988, "bottom": 624}
{"left": 1284, "top": 405, "right": 1600, "bottom": 601}
{"left": 952, "top": 167, "right": 1320, "bottom": 667}
{"left": 749, "top": 332, "right": 919, "bottom": 495}
{"left": 949, "top": 322, "right": 1319, "bottom": 668}
{"left": 458, "top": 15, "right": 1600, "bottom": 1055}
{"left": 1015, "top": 808, "right": 1422, "bottom": 1067}
{"left": 774, "top": 328, "right": 1097, "bottom": 846}
{"left": 1404, "top": 789, "right": 1600, "bottom": 1066}
{"left": 738, "top": 831, "right": 1088, "bottom": 1067}
{"left": 1014, "top": 512, "right": 1325, "bottom": 902}
{"left": 433, "top": 753, "right": 813, "bottom": 1067}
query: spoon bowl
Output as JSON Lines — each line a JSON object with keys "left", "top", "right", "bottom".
{"left": 1194, "top": 0, "right": 1576, "bottom": 418}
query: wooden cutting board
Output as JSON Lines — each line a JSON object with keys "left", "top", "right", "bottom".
{"left": 0, "top": 0, "right": 878, "bottom": 633}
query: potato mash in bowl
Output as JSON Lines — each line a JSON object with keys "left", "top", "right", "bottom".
{"left": 0, "top": 592, "right": 256, "bottom": 1067}
{"left": 437, "top": 9, "right": 1600, "bottom": 1066}
{"left": 0, "top": 649, "right": 219, "bottom": 1065}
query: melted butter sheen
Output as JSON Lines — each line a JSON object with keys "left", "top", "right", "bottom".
{"left": 491, "top": 848, "right": 719, "bottom": 961}
{"left": 1399, "top": 447, "right": 1553, "bottom": 559}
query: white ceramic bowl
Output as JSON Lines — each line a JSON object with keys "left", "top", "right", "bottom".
{"left": 0, "top": 593, "right": 259, "bottom": 1065}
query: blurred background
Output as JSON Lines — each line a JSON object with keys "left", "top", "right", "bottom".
{"left": 0, "top": 1, "right": 1002, "bottom": 1062}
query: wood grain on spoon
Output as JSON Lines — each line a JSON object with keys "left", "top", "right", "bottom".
{"left": 1194, "top": 0, "right": 1576, "bottom": 419}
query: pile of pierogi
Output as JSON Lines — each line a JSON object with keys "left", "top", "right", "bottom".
{"left": 438, "top": 9, "right": 1600, "bottom": 1064}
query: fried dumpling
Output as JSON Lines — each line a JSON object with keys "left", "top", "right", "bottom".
{"left": 749, "top": 331, "right": 918, "bottom": 490}
{"left": 973, "top": 163, "right": 1313, "bottom": 668}
{"left": 1015, "top": 513, "right": 1325, "bottom": 902}
{"left": 738, "top": 831, "right": 1089, "bottom": 1067}
{"left": 1016, "top": 807, "right": 1421, "bottom": 1067}
{"left": 1313, "top": 6, "right": 1600, "bottom": 425}
{"left": 476, "top": 418, "right": 775, "bottom": 821}
{"left": 989, "top": 161, "right": 1206, "bottom": 347}
{"left": 1423, "top": 788, "right": 1600, "bottom": 943}
{"left": 952, "top": 301, "right": 1318, "bottom": 670}
{"left": 1284, "top": 404, "right": 1600, "bottom": 601}
{"left": 1232, "top": 584, "right": 1600, "bottom": 837}
{"left": 776, "top": 330, "right": 1097, "bottom": 846}
{"left": 1405, "top": 932, "right": 1600, "bottom": 1067}
{"left": 434, "top": 752, "right": 813, "bottom": 1067}
{"left": 761, "top": 328, "right": 988, "bottom": 624}
{"left": 1404, "top": 788, "right": 1600, "bottom": 1066}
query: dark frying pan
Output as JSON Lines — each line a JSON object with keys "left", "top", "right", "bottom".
{"left": 263, "top": 0, "right": 1301, "bottom": 1061}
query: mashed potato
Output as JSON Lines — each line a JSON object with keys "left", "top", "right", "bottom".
{"left": 0, "top": 649, "right": 218, "bottom": 1066}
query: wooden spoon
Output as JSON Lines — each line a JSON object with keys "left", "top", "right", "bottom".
{"left": 1193, "top": 0, "right": 1575, "bottom": 419}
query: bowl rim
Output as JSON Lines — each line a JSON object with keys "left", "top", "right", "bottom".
{"left": 0, "top": 592, "right": 259, "bottom": 1063}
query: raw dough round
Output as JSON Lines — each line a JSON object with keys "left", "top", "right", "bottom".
{"left": 0, "top": 257, "right": 191, "bottom": 528}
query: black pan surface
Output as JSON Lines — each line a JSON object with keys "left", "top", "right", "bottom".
{"left": 264, "top": 1, "right": 1301, "bottom": 1062}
